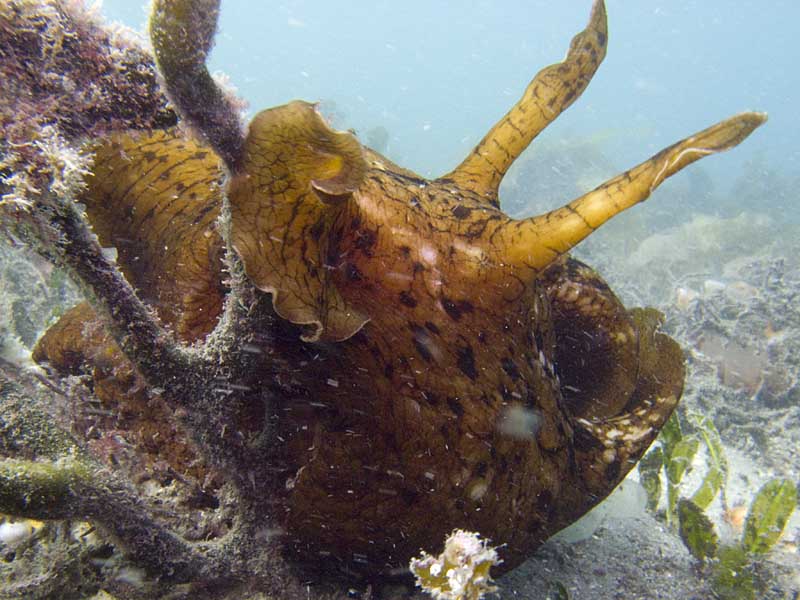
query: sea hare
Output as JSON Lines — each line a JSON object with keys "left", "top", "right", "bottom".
{"left": 33, "top": 0, "right": 765, "bottom": 580}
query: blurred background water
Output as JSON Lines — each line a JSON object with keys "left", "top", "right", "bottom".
{"left": 102, "top": 0, "right": 796, "bottom": 221}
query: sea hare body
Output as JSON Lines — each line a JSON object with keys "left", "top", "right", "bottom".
{"left": 227, "top": 105, "right": 686, "bottom": 573}
{"left": 33, "top": 0, "right": 765, "bottom": 581}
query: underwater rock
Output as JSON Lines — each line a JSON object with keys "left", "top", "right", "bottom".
{"left": 666, "top": 255, "right": 800, "bottom": 504}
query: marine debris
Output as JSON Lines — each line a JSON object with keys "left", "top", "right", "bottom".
{"left": 0, "top": 0, "right": 766, "bottom": 598}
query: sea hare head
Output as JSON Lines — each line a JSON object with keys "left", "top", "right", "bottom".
{"left": 228, "top": 101, "right": 369, "bottom": 342}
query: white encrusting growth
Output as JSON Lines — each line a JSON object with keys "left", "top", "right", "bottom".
{"left": 410, "top": 529, "right": 501, "bottom": 600}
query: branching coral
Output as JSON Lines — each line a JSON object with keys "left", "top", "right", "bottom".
{"left": 0, "top": 0, "right": 766, "bottom": 598}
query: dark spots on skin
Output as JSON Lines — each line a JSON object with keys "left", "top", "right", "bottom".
{"left": 447, "top": 396, "right": 465, "bottom": 417}
{"left": 412, "top": 262, "right": 425, "bottom": 274}
{"left": 442, "top": 297, "right": 460, "bottom": 320}
{"left": 456, "top": 345, "right": 478, "bottom": 380}
{"left": 143, "top": 151, "right": 157, "bottom": 162}
{"left": 451, "top": 204, "right": 472, "bottom": 220}
{"left": 411, "top": 328, "right": 433, "bottom": 362}
{"left": 399, "top": 245, "right": 411, "bottom": 257}
{"left": 190, "top": 201, "right": 218, "bottom": 225}
{"left": 605, "top": 459, "right": 621, "bottom": 483}
{"left": 399, "top": 291, "right": 417, "bottom": 308}
{"left": 424, "top": 321, "right": 440, "bottom": 335}
{"left": 354, "top": 229, "right": 377, "bottom": 256}
{"left": 597, "top": 31, "right": 607, "bottom": 47}
{"left": 309, "top": 219, "right": 325, "bottom": 242}
{"left": 499, "top": 384, "right": 512, "bottom": 402}
{"left": 536, "top": 489, "right": 553, "bottom": 512}
{"left": 174, "top": 181, "right": 186, "bottom": 192}
{"left": 501, "top": 357, "right": 521, "bottom": 381}
{"left": 345, "top": 263, "right": 363, "bottom": 282}
{"left": 441, "top": 295, "right": 474, "bottom": 322}
{"left": 572, "top": 427, "right": 604, "bottom": 452}
{"left": 193, "top": 151, "right": 208, "bottom": 160}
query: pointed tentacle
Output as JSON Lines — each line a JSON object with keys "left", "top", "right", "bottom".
{"left": 442, "top": 0, "right": 608, "bottom": 204}
{"left": 497, "top": 111, "right": 767, "bottom": 272}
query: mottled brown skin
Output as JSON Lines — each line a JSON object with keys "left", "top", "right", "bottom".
{"left": 231, "top": 129, "right": 684, "bottom": 572}
{"left": 35, "top": 0, "right": 765, "bottom": 580}
{"left": 85, "top": 131, "right": 227, "bottom": 342}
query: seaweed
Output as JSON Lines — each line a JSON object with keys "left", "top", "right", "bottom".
{"left": 638, "top": 412, "right": 728, "bottom": 525}
{"left": 640, "top": 410, "right": 797, "bottom": 598}
{"left": 682, "top": 479, "right": 796, "bottom": 599}
{"left": 742, "top": 479, "right": 798, "bottom": 555}
{"left": 678, "top": 499, "right": 718, "bottom": 561}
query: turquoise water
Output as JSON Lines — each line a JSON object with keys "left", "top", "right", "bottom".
{"left": 102, "top": 1, "right": 795, "bottom": 199}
